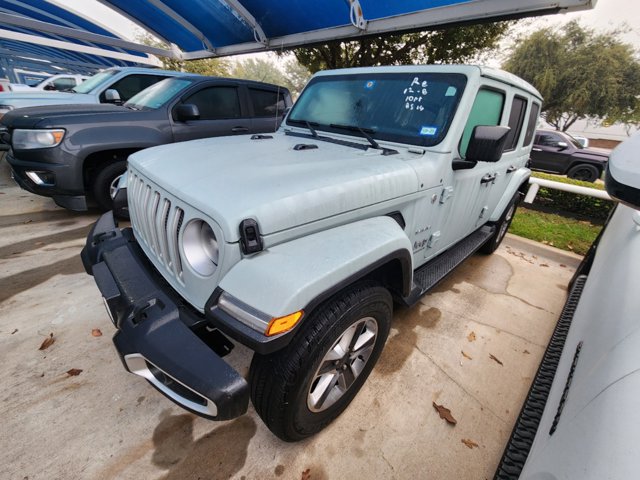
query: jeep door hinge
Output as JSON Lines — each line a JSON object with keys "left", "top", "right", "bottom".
{"left": 439, "top": 186, "right": 454, "bottom": 204}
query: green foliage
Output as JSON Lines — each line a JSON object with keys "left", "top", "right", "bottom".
{"left": 136, "top": 32, "right": 231, "bottom": 77}
{"left": 231, "top": 58, "right": 311, "bottom": 98}
{"left": 288, "top": 22, "right": 513, "bottom": 73}
{"left": 529, "top": 172, "right": 613, "bottom": 220}
{"left": 504, "top": 21, "right": 640, "bottom": 131}
{"left": 510, "top": 207, "right": 601, "bottom": 256}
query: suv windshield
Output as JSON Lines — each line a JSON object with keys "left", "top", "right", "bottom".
{"left": 287, "top": 72, "right": 467, "bottom": 147}
{"left": 125, "top": 78, "right": 194, "bottom": 110}
{"left": 71, "top": 70, "right": 117, "bottom": 94}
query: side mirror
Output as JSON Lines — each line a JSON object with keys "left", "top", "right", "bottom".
{"left": 174, "top": 104, "right": 200, "bottom": 122}
{"left": 466, "top": 125, "right": 511, "bottom": 163}
{"left": 43, "top": 84, "right": 56, "bottom": 91}
{"left": 605, "top": 134, "right": 640, "bottom": 209}
{"left": 104, "top": 89, "right": 121, "bottom": 104}
{"left": 556, "top": 141, "right": 569, "bottom": 150}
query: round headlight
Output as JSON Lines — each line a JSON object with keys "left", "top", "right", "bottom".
{"left": 182, "top": 219, "right": 219, "bottom": 276}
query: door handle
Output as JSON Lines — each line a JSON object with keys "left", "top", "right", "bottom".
{"left": 532, "top": 148, "right": 542, "bottom": 152}
{"left": 231, "top": 126, "right": 249, "bottom": 133}
{"left": 506, "top": 165, "right": 517, "bottom": 174}
{"left": 480, "top": 173, "right": 496, "bottom": 184}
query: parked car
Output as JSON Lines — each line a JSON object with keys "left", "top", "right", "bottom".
{"left": 494, "top": 133, "right": 640, "bottom": 479}
{"left": 529, "top": 129, "right": 607, "bottom": 182}
{"left": 0, "top": 67, "right": 185, "bottom": 124}
{"left": 2, "top": 76, "right": 291, "bottom": 211}
{"left": 82, "top": 65, "right": 542, "bottom": 441}
{"left": 0, "top": 78, "right": 11, "bottom": 92}
{"left": 10, "top": 74, "right": 89, "bottom": 92}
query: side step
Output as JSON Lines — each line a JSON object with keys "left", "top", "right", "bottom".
{"left": 493, "top": 275, "right": 588, "bottom": 480}
{"left": 403, "top": 226, "right": 494, "bottom": 306}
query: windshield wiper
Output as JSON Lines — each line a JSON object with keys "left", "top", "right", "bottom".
{"left": 289, "top": 118, "right": 319, "bottom": 137}
{"left": 329, "top": 123, "right": 397, "bottom": 155}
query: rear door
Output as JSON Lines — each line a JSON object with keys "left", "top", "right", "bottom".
{"left": 170, "top": 83, "right": 251, "bottom": 142}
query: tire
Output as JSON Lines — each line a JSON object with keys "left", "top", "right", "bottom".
{"left": 567, "top": 163, "right": 600, "bottom": 182}
{"left": 249, "top": 282, "right": 392, "bottom": 442}
{"left": 479, "top": 192, "right": 520, "bottom": 254}
{"left": 92, "top": 160, "right": 126, "bottom": 212}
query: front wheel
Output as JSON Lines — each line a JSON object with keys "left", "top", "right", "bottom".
{"left": 92, "top": 160, "right": 126, "bottom": 212}
{"left": 567, "top": 163, "right": 600, "bottom": 182}
{"left": 249, "top": 283, "right": 392, "bottom": 441}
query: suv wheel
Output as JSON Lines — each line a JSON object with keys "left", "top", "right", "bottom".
{"left": 480, "top": 192, "right": 520, "bottom": 254}
{"left": 567, "top": 164, "right": 600, "bottom": 182}
{"left": 249, "top": 282, "right": 392, "bottom": 442}
{"left": 92, "top": 160, "right": 126, "bottom": 212}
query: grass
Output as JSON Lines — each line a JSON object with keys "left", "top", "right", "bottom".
{"left": 510, "top": 206, "right": 602, "bottom": 256}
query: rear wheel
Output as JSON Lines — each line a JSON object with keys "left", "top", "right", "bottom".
{"left": 92, "top": 160, "right": 126, "bottom": 212}
{"left": 567, "top": 163, "right": 599, "bottom": 182}
{"left": 480, "top": 192, "right": 520, "bottom": 254}
{"left": 249, "top": 282, "right": 392, "bottom": 441}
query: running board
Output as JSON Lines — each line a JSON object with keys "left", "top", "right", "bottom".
{"left": 402, "top": 226, "right": 494, "bottom": 306}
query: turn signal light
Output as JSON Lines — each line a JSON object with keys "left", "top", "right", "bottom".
{"left": 266, "top": 310, "right": 304, "bottom": 336}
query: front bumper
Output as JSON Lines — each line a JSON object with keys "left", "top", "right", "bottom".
{"left": 7, "top": 150, "right": 88, "bottom": 210}
{"left": 81, "top": 211, "right": 249, "bottom": 420}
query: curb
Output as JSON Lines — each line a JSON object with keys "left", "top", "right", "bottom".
{"left": 503, "top": 233, "right": 583, "bottom": 267}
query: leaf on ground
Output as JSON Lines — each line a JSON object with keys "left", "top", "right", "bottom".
{"left": 559, "top": 264, "right": 567, "bottom": 268}
{"left": 567, "top": 244, "right": 574, "bottom": 251}
{"left": 301, "top": 468, "right": 311, "bottom": 480}
{"left": 539, "top": 263, "right": 549, "bottom": 267}
{"left": 39, "top": 333, "right": 55, "bottom": 350}
{"left": 66, "top": 369, "right": 83, "bottom": 376}
{"left": 23, "top": 219, "right": 32, "bottom": 224}
{"left": 461, "top": 438, "right": 479, "bottom": 449}
{"left": 34, "top": 241, "right": 44, "bottom": 246}
{"left": 11, "top": 328, "right": 18, "bottom": 335}
{"left": 91, "top": 328, "right": 103, "bottom": 337}
{"left": 467, "top": 331, "right": 476, "bottom": 342}
{"left": 489, "top": 354, "right": 503, "bottom": 365}
{"left": 433, "top": 402, "right": 457, "bottom": 425}
{"left": 523, "top": 350, "right": 530, "bottom": 355}
{"left": 461, "top": 350, "right": 472, "bottom": 360}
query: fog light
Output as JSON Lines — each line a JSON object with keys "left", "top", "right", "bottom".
{"left": 25, "top": 170, "right": 54, "bottom": 186}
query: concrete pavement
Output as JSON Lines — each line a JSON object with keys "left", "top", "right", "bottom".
{"left": 0, "top": 158, "right": 582, "bottom": 480}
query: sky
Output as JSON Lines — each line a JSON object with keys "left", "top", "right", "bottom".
{"left": 52, "top": 0, "right": 640, "bottom": 59}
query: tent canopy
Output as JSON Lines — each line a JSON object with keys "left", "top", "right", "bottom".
{"left": 0, "top": 0, "right": 597, "bottom": 78}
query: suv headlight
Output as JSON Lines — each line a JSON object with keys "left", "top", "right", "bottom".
{"left": 12, "top": 129, "right": 65, "bottom": 149}
{"left": 182, "top": 219, "right": 219, "bottom": 276}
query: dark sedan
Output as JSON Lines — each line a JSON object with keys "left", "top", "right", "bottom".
{"left": 2, "top": 76, "right": 291, "bottom": 211}
{"left": 529, "top": 129, "right": 608, "bottom": 182}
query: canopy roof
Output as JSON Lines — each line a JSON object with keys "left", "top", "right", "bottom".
{"left": 0, "top": 0, "right": 597, "bottom": 74}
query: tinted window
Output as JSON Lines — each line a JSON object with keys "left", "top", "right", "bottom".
{"left": 523, "top": 103, "right": 540, "bottom": 146}
{"left": 250, "top": 88, "right": 286, "bottom": 117}
{"left": 504, "top": 96, "right": 527, "bottom": 151}
{"left": 460, "top": 89, "right": 505, "bottom": 157}
{"left": 287, "top": 72, "right": 467, "bottom": 147}
{"left": 183, "top": 86, "right": 241, "bottom": 120}
{"left": 538, "top": 132, "right": 563, "bottom": 146}
{"left": 126, "top": 78, "right": 193, "bottom": 110}
{"left": 104, "top": 74, "right": 166, "bottom": 102}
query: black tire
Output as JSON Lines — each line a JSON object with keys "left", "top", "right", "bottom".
{"left": 92, "top": 160, "right": 126, "bottom": 212}
{"left": 479, "top": 192, "right": 520, "bottom": 254}
{"left": 567, "top": 163, "right": 600, "bottom": 182}
{"left": 249, "top": 282, "right": 392, "bottom": 442}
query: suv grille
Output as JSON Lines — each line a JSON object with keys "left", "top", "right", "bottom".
{"left": 128, "top": 171, "right": 185, "bottom": 283}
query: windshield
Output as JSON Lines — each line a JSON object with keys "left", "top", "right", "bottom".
{"left": 287, "top": 72, "right": 467, "bottom": 147}
{"left": 71, "top": 70, "right": 117, "bottom": 94}
{"left": 125, "top": 78, "right": 194, "bottom": 110}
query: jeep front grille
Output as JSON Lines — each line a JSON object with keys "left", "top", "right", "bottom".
{"left": 128, "top": 172, "right": 185, "bottom": 283}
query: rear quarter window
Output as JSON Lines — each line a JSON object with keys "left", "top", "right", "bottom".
{"left": 523, "top": 103, "right": 541, "bottom": 146}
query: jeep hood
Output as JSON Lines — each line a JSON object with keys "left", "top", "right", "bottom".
{"left": 1, "top": 104, "right": 125, "bottom": 129}
{"left": 129, "top": 133, "right": 420, "bottom": 242}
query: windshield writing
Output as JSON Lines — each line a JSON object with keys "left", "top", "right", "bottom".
{"left": 125, "top": 78, "right": 194, "bottom": 110}
{"left": 72, "top": 70, "right": 117, "bottom": 94}
{"left": 287, "top": 72, "right": 467, "bottom": 147}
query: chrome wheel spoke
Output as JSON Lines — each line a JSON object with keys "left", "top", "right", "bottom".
{"left": 317, "top": 359, "right": 338, "bottom": 376}
{"left": 309, "top": 373, "right": 340, "bottom": 410}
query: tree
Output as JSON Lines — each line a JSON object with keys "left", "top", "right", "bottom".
{"left": 504, "top": 21, "right": 640, "bottom": 131}
{"left": 288, "top": 23, "right": 513, "bottom": 73}
{"left": 135, "top": 32, "right": 231, "bottom": 77}
{"left": 232, "top": 57, "right": 310, "bottom": 98}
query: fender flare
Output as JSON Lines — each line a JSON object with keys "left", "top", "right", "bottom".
{"left": 217, "top": 216, "right": 413, "bottom": 320}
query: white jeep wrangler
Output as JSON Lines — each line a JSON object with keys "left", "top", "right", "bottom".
{"left": 82, "top": 65, "right": 541, "bottom": 441}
